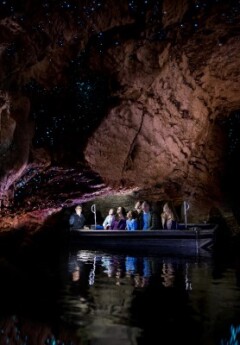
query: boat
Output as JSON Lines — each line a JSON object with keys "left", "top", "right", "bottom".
{"left": 69, "top": 223, "right": 219, "bottom": 256}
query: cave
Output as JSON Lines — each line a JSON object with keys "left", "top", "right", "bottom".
{"left": 0, "top": 0, "right": 240, "bottom": 234}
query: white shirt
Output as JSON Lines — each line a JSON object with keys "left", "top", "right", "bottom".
{"left": 103, "top": 214, "right": 115, "bottom": 229}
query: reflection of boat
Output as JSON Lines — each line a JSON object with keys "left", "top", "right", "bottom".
{"left": 71, "top": 249, "right": 195, "bottom": 291}
{"left": 69, "top": 223, "right": 219, "bottom": 256}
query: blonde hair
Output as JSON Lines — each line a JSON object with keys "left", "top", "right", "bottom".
{"left": 161, "top": 201, "right": 178, "bottom": 227}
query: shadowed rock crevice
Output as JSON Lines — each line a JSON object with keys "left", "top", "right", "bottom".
{"left": 122, "top": 106, "right": 145, "bottom": 175}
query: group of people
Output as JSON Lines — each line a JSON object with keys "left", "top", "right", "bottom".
{"left": 69, "top": 200, "right": 179, "bottom": 231}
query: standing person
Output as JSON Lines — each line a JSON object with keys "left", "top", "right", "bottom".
{"left": 102, "top": 208, "right": 116, "bottom": 229}
{"left": 69, "top": 204, "right": 86, "bottom": 230}
{"left": 161, "top": 201, "right": 178, "bottom": 229}
{"left": 151, "top": 202, "right": 161, "bottom": 229}
{"left": 110, "top": 206, "right": 127, "bottom": 230}
{"left": 126, "top": 210, "right": 138, "bottom": 231}
{"left": 134, "top": 200, "right": 143, "bottom": 229}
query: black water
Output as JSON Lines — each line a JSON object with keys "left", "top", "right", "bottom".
{"left": 1, "top": 239, "right": 240, "bottom": 345}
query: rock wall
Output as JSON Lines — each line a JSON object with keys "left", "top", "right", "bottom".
{"left": 85, "top": 1, "right": 240, "bottom": 208}
{"left": 0, "top": 0, "right": 239, "bottom": 230}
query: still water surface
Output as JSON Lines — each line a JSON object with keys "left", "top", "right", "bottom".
{"left": 1, "top": 246, "right": 240, "bottom": 345}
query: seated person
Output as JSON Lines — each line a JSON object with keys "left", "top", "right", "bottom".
{"left": 126, "top": 210, "right": 138, "bottom": 231}
{"left": 69, "top": 204, "right": 85, "bottom": 230}
{"left": 161, "top": 201, "right": 178, "bottom": 229}
{"left": 110, "top": 206, "right": 127, "bottom": 230}
{"left": 139, "top": 201, "right": 156, "bottom": 230}
{"left": 102, "top": 208, "right": 115, "bottom": 229}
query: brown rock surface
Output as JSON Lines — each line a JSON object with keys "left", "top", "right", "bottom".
{"left": 84, "top": 0, "right": 240, "bottom": 215}
{"left": 0, "top": 0, "right": 239, "bottom": 231}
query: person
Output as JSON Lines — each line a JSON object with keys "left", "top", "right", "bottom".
{"left": 139, "top": 200, "right": 157, "bottom": 230}
{"left": 102, "top": 208, "right": 115, "bottom": 229}
{"left": 110, "top": 206, "right": 127, "bottom": 230}
{"left": 134, "top": 200, "right": 143, "bottom": 229}
{"left": 126, "top": 210, "right": 138, "bottom": 231}
{"left": 69, "top": 204, "right": 86, "bottom": 230}
{"left": 151, "top": 202, "right": 161, "bottom": 229}
{"left": 161, "top": 201, "right": 178, "bottom": 229}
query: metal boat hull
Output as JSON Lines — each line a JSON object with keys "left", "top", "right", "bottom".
{"left": 69, "top": 224, "right": 218, "bottom": 256}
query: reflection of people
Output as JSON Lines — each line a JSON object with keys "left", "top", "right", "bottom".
{"left": 69, "top": 205, "right": 85, "bottom": 230}
{"left": 101, "top": 256, "right": 114, "bottom": 277}
{"left": 72, "top": 267, "right": 80, "bottom": 282}
{"left": 143, "top": 257, "right": 151, "bottom": 278}
{"left": 161, "top": 263, "right": 174, "bottom": 287}
{"left": 103, "top": 208, "right": 115, "bottom": 229}
{"left": 125, "top": 256, "right": 137, "bottom": 274}
{"left": 161, "top": 202, "right": 178, "bottom": 230}
{"left": 110, "top": 206, "right": 127, "bottom": 230}
{"left": 68, "top": 253, "right": 80, "bottom": 282}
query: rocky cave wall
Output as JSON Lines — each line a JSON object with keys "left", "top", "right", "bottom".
{"left": 0, "top": 0, "right": 240, "bottom": 231}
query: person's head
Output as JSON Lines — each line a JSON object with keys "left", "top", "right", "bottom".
{"left": 127, "top": 210, "right": 133, "bottom": 219}
{"left": 75, "top": 204, "right": 82, "bottom": 215}
{"left": 142, "top": 201, "right": 150, "bottom": 213}
{"left": 134, "top": 201, "right": 142, "bottom": 213}
{"left": 109, "top": 208, "right": 115, "bottom": 215}
{"left": 117, "top": 206, "right": 126, "bottom": 217}
{"left": 163, "top": 201, "right": 177, "bottom": 220}
{"left": 163, "top": 202, "right": 170, "bottom": 214}
{"left": 131, "top": 210, "right": 138, "bottom": 219}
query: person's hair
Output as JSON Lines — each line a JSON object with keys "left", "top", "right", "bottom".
{"left": 163, "top": 201, "right": 178, "bottom": 221}
{"left": 75, "top": 204, "right": 82, "bottom": 209}
{"left": 117, "top": 206, "right": 126, "bottom": 217}
{"left": 142, "top": 200, "right": 151, "bottom": 209}
{"left": 134, "top": 200, "right": 142, "bottom": 209}
{"left": 131, "top": 210, "right": 138, "bottom": 219}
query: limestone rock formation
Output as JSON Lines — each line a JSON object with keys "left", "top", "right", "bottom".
{"left": 0, "top": 0, "right": 240, "bottom": 231}
{"left": 85, "top": 2, "right": 240, "bottom": 206}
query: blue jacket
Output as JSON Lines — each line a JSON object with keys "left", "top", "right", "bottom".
{"left": 139, "top": 211, "right": 160, "bottom": 230}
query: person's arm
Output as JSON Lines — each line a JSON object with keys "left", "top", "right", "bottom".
{"left": 69, "top": 215, "right": 75, "bottom": 225}
{"left": 148, "top": 213, "right": 154, "bottom": 230}
{"left": 133, "top": 219, "right": 138, "bottom": 230}
{"left": 103, "top": 215, "right": 109, "bottom": 228}
{"left": 118, "top": 219, "right": 127, "bottom": 230}
{"left": 150, "top": 212, "right": 160, "bottom": 230}
{"left": 137, "top": 213, "right": 143, "bottom": 230}
{"left": 110, "top": 219, "right": 115, "bottom": 230}
{"left": 161, "top": 212, "right": 166, "bottom": 229}
{"left": 81, "top": 214, "right": 86, "bottom": 227}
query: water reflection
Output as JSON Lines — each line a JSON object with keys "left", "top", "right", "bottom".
{"left": 69, "top": 250, "right": 193, "bottom": 291}
{"left": 221, "top": 324, "right": 240, "bottom": 345}
{"left": 62, "top": 250, "right": 240, "bottom": 345}
{"left": 2, "top": 246, "right": 240, "bottom": 345}
{"left": 64, "top": 250, "right": 197, "bottom": 328}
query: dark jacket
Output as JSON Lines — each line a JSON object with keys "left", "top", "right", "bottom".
{"left": 110, "top": 218, "right": 127, "bottom": 230}
{"left": 139, "top": 211, "right": 160, "bottom": 230}
{"left": 69, "top": 213, "right": 85, "bottom": 230}
{"left": 162, "top": 219, "right": 178, "bottom": 230}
